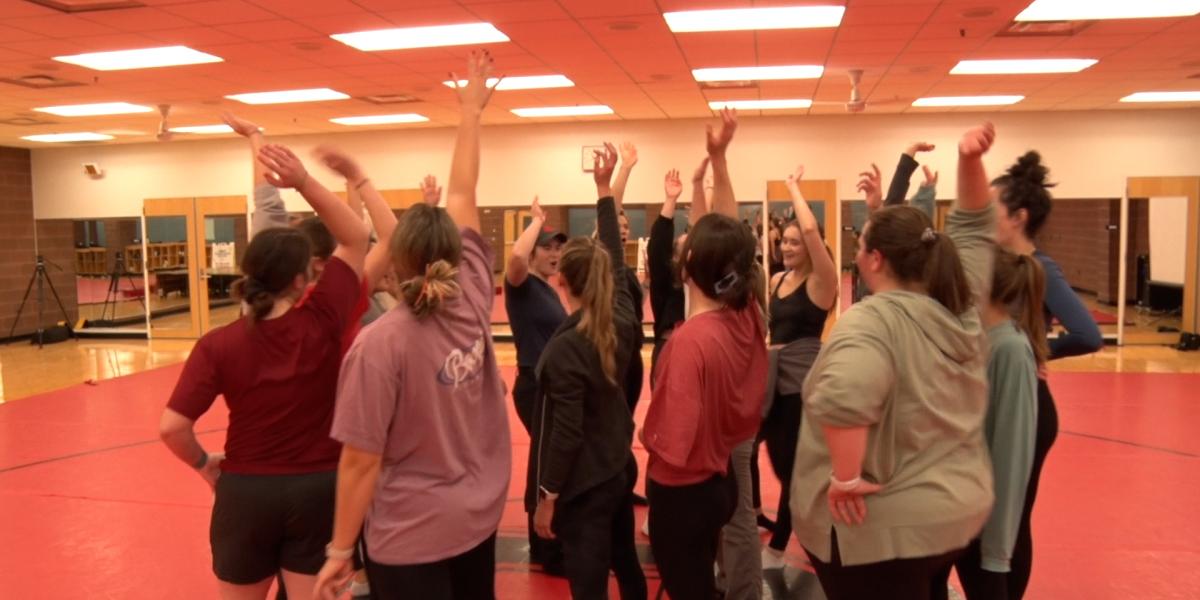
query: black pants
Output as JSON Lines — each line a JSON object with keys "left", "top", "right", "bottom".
{"left": 807, "top": 530, "right": 964, "bottom": 600}
{"left": 647, "top": 472, "right": 737, "bottom": 600}
{"left": 955, "top": 380, "right": 1057, "bottom": 600}
{"left": 762, "top": 390, "right": 803, "bottom": 551}
{"left": 514, "top": 367, "right": 564, "bottom": 570}
{"left": 555, "top": 467, "right": 647, "bottom": 600}
{"left": 625, "top": 344, "right": 644, "bottom": 414}
{"left": 364, "top": 533, "right": 496, "bottom": 600}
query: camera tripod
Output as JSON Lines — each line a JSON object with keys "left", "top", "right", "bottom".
{"left": 5, "top": 255, "right": 74, "bottom": 349}
{"left": 95, "top": 251, "right": 146, "bottom": 325}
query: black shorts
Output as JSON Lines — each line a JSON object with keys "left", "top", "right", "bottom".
{"left": 210, "top": 470, "right": 336, "bottom": 584}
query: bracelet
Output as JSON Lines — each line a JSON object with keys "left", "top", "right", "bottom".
{"left": 354, "top": 177, "right": 371, "bottom": 191}
{"left": 325, "top": 543, "right": 355, "bottom": 561}
{"left": 829, "top": 473, "right": 861, "bottom": 492}
{"left": 193, "top": 452, "right": 208, "bottom": 470}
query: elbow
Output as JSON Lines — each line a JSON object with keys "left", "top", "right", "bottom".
{"left": 1082, "top": 330, "right": 1104, "bottom": 352}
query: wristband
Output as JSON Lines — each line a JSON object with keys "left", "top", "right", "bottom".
{"left": 829, "top": 473, "right": 861, "bottom": 492}
{"left": 193, "top": 452, "right": 208, "bottom": 470}
{"left": 325, "top": 543, "right": 355, "bottom": 561}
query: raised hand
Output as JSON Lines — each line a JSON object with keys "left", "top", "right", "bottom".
{"left": 692, "top": 156, "right": 710, "bottom": 184}
{"left": 906, "top": 142, "right": 936, "bottom": 156}
{"left": 706, "top": 108, "right": 738, "bottom": 156}
{"left": 220, "top": 111, "right": 260, "bottom": 137}
{"left": 313, "top": 145, "right": 364, "bottom": 183}
{"left": 593, "top": 142, "right": 618, "bottom": 188}
{"left": 664, "top": 169, "right": 682, "bottom": 200}
{"left": 787, "top": 165, "right": 805, "bottom": 188}
{"left": 857, "top": 163, "right": 882, "bottom": 211}
{"left": 958, "top": 122, "right": 995, "bottom": 157}
{"left": 530, "top": 196, "right": 546, "bottom": 222}
{"left": 450, "top": 49, "right": 498, "bottom": 114}
{"left": 258, "top": 144, "right": 309, "bottom": 189}
{"left": 620, "top": 141, "right": 639, "bottom": 168}
{"left": 421, "top": 174, "right": 442, "bottom": 206}
{"left": 922, "top": 165, "right": 939, "bottom": 187}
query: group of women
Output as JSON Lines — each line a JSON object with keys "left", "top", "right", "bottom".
{"left": 157, "top": 49, "right": 1100, "bottom": 600}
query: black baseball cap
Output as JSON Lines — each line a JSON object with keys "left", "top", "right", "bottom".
{"left": 536, "top": 227, "right": 567, "bottom": 247}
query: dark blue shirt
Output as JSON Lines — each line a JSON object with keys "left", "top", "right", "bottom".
{"left": 1035, "top": 251, "right": 1103, "bottom": 359}
{"left": 505, "top": 274, "right": 567, "bottom": 368}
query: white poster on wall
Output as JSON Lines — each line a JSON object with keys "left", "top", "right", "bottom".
{"left": 212, "top": 242, "right": 236, "bottom": 271}
{"left": 1148, "top": 196, "right": 1188, "bottom": 286}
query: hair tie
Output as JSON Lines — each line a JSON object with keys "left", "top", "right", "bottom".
{"left": 920, "top": 227, "right": 938, "bottom": 244}
{"left": 714, "top": 271, "right": 739, "bottom": 295}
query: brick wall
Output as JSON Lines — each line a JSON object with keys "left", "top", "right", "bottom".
{"left": 1127, "top": 199, "right": 1151, "bottom": 303}
{"left": 34, "top": 220, "right": 79, "bottom": 325}
{"left": 0, "top": 147, "right": 40, "bottom": 338}
{"left": 1036, "top": 199, "right": 1121, "bottom": 303}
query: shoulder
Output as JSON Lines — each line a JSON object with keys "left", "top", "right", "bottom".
{"left": 990, "top": 325, "right": 1034, "bottom": 359}
{"left": 770, "top": 270, "right": 786, "bottom": 287}
{"left": 1034, "top": 251, "right": 1064, "bottom": 277}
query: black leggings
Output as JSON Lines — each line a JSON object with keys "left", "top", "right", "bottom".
{"left": 364, "top": 533, "right": 496, "bottom": 600}
{"left": 555, "top": 466, "right": 647, "bottom": 600}
{"left": 808, "top": 530, "right": 964, "bottom": 600}
{"left": 647, "top": 472, "right": 737, "bottom": 600}
{"left": 762, "top": 390, "right": 803, "bottom": 551}
{"left": 956, "top": 378, "right": 1058, "bottom": 600}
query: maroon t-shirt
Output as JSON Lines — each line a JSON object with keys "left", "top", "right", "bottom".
{"left": 167, "top": 257, "right": 361, "bottom": 475}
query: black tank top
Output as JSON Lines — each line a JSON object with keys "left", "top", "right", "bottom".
{"left": 768, "top": 273, "right": 830, "bottom": 345}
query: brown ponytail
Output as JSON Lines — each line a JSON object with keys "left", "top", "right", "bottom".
{"left": 864, "top": 206, "right": 972, "bottom": 315}
{"left": 234, "top": 227, "right": 311, "bottom": 322}
{"left": 679, "top": 213, "right": 765, "bottom": 311}
{"left": 390, "top": 203, "right": 463, "bottom": 320}
{"left": 559, "top": 237, "right": 618, "bottom": 384}
{"left": 991, "top": 249, "right": 1049, "bottom": 365}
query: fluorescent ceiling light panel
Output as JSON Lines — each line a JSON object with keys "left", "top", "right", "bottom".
{"left": 950, "top": 59, "right": 1097, "bottom": 75}
{"left": 169, "top": 124, "right": 234, "bottom": 134}
{"left": 1015, "top": 0, "right": 1200, "bottom": 21}
{"left": 53, "top": 46, "right": 223, "bottom": 71}
{"left": 442, "top": 75, "right": 574, "bottom": 91}
{"left": 33, "top": 102, "right": 152, "bottom": 116}
{"left": 1120, "top": 91, "right": 1200, "bottom": 103}
{"left": 331, "top": 23, "right": 509, "bottom": 51}
{"left": 22, "top": 132, "right": 114, "bottom": 143}
{"left": 330, "top": 114, "right": 430, "bottom": 125}
{"left": 664, "top": 6, "right": 845, "bottom": 32}
{"left": 511, "top": 105, "right": 614, "bottom": 117}
{"left": 708, "top": 99, "right": 813, "bottom": 110}
{"left": 693, "top": 65, "right": 824, "bottom": 82}
{"left": 912, "top": 95, "right": 1025, "bottom": 107}
{"left": 226, "top": 88, "right": 350, "bottom": 104}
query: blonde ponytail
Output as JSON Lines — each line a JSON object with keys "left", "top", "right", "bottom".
{"left": 397, "top": 260, "right": 461, "bottom": 319}
{"left": 560, "top": 237, "right": 618, "bottom": 384}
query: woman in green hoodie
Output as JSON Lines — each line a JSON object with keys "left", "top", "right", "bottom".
{"left": 790, "top": 123, "right": 999, "bottom": 600}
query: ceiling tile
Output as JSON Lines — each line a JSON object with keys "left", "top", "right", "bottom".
{"left": 162, "top": 0, "right": 279, "bottom": 26}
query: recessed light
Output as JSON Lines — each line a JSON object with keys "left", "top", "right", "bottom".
{"left": 1119, "top": 91, "right": 1200, "bottom": 103}
{"left": 912, "top": 95, "right": 1025, "bottom": 107}
{"left": 226, "top": 88, "right": 350, "bottom": 105}
{"left": 511, "top": 105, "right": 614, "bottom": 118}
{"left": 329, "top": 114, "right": 430, "bottom": 125}
{"left": 707, "top": 99, "right": 812, "bottom": 110}
{"left": 169, "top": 124, "right": 235, "bottom": 134}
{"left": 331, "top": 23, "right": 509, "bottom": 52}
{"left": 665, "top": 6, "right": 844, "bottom": 32}
{"left": 33, "top": 102, "right": 153, "bottom": 116}
{"left": 1015, "top": 0, "right": 1200, "bottom": 21}
{"left": 441, "top": 75, "right": 574, "bottom": 91}
{"left": 950, "top": 59, "right": 1097, "bottom": 75}
{"left": 22, "top": 132, "right": 114, "bottom": 143}
{"left": 693, "top": 65, "right": 824, "bottom": 82}
{"left": 53, "top": 46, "right": 223, "bottom": 71}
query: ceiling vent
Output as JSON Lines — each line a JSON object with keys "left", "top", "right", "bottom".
{"left": 0, "top": 74, "right": 84, "bottom": 89}
{"left": 25, "top": 0, "right": 144, "bottom": 12}
{"left": 698, "top": 80, "right": 759, "bottom": 90}
{"left": 360, "top": 94, "right": 421, "bottom": 104}
{"left": 0, "top": 116, "right": 55, "bottom": 126}
{"left": 999, "top": 20, "right": 1092, "bottom": 37}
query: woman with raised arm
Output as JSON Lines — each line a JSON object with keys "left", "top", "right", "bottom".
{"left": 526, "top": 144, "right": 647, "bottom": 600}
{"left": 642, "top": 109, "right": 768, "bottom": 599}
{"left": 759, "top": 165, "right": 838, "bottom": 571}
{"left": 990, "top": 150, "right": 1098, "bottom": 598}
{"left": 159, "top": 143, "right": 370, "bottom": 600}
{"left": 609, "top": 142, "right": 648, "bottom": 417}
{"left": 313, "top": 51, "right": 510, "bottom": 600}
{"left": 791, "top": 124, "right": 1000, "bottom": 600}
{"left": 954, "top": 249, "right": 1046, "bottom": 600}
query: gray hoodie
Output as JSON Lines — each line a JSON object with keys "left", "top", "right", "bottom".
{"left": 791, "top": 205, "right": 996, "bottom": 566}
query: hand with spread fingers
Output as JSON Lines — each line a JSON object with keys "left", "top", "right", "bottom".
{"left": 450, "top": 49, "right": 499, "bottom": 114}
{"left": 313, "top": 145, "right": 364, "bottom": 184}
{"left": 706, "top": 107, "right": 738, "bottom": 156}
{"left": 921, "top": 165, "right": 939, "bottom": 188}
{"left": 858, "top": 163, "right": 883, "bottom": 211}
{"left": 664, "top": 169, "right": 682, "bottom": 201}
{"left": 258, "top": 144, "right": 309, "bottom": 189}
{"left": 421, "top": 174, "right": 442, "bottom": 206}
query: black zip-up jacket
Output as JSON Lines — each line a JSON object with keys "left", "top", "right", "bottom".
{"left": 525, "top": 196, "right": 639, "bottom": 510}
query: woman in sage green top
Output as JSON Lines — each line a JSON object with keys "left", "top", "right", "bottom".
{"left": 790, "top": 123, "right": 999, "bottom": 600}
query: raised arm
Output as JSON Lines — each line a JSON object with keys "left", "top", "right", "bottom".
{"left": 858, "top": 163, "right": 883, "bottom": 213}
{"left": 315, "top": 145, "right": 397, "bottom": 289}
{"left": 884, "top": 142, "right": 934, "bottom": 206}
{"left": 225, "top": 112, "right": 288, "bottom": 236}
{"left": 612, "top": 141, "right": 638, "bottom": 210}
{"left": 786, "top": 166, "right": 837, "bottom": 310}
{"left": 911, "top": 165, "right": 938, "bottom": 218}
{"left": 593, "top": 144, "right": 623, "bottom": 265}
{"left": 258, "top": 144, "right": 370, "bottom": 277}
{"left": 446, "top": 50, "right": 497, "bottom": 233}
{"left": 505, "top": 197, "right": 545, "bottom": 287}
{"left": 660, "top": 169, "right": 682, "bottom": 220}
{"left": 958, "top": 122, "right": 995, "bottom": 212}
{"left": 950, "top": 123, "right": 998, "bottom": 306}
{"left": 689, "top": 157, "right": 710, "bottom": 226}
{"left": 420, "top": 174, "right": 442, "bottom": 207}
{"left": 705, "top": 108, "right": 738, "bottom": 219}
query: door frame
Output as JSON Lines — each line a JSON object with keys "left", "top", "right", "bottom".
{"left": 194, "top": 195, "right": 250, "bottom": 333}
{"left": 144, "top": 197, "right": 202, "bottom": 339}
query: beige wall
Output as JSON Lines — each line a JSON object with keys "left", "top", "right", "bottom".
{"left": 30, "top": 108, "right": 1200, "bottom": 220}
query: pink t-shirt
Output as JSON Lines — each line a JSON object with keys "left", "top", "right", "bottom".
{"left": 331, "top": 228, "right": 510, "bottom": 565}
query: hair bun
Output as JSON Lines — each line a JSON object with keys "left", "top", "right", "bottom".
{"left": 1008, "top": 150, "right": 1052, "bottom": 188}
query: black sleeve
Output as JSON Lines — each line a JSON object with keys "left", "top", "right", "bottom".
{"left": 647, "top": 215, "right": 675, "bottom": 322}
{"left": 884, "top": 153, "right": 919, "bottom": 206}
{"left": 597, "top": 196, "right": 636, "bottom": 326}
{"left": 538, "top": 342, "right": 588, "bottom": 495}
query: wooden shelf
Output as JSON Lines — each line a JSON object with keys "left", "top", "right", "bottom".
{"left": 124, "top": 245, "right": 144, "bottom": 273}
{"left": 146, "top": 242, "right": 187, "bottom": 271}
{"left": 75, "top": 248, "right": 107, "bottom": 276}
